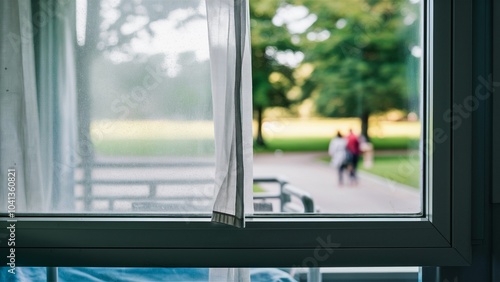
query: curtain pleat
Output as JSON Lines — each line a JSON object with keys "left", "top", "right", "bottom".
{"left": 206, "top": 1, "right": 253, "bottom": 278}
{"left": 206, "top": 0, "right": 254, "bottom": 229}
{"left": 33, "top": 0, "right": 78, "bottom": 212}
{"left": 0, "top": 0, "right": 77, "bottom": 213}
{"left": 0, "top": 0, "right": 44, "bottom": 212}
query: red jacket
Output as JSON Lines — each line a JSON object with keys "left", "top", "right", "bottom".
{"left": 347, "top": 133, "right": 360, "bottom": 155}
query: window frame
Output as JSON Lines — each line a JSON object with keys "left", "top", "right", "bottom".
{"left": 0, "top": 0, "right": 472, "bottom": 267}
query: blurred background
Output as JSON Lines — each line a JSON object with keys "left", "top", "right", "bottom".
{"left": 74, "top": 0, "right": 422, "bottom": 214}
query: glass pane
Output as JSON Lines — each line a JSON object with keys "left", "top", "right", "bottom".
{"left": 5, "top": 0, "right": 216, "bottom": 214}
{"left": 4, "top": 0, "right": 422, "bottom": 216}
{"left": 251, "top": 0, "right": 423, "bottom": 214}
{"left": 75, "top": 0, "right": 215, "bottom": 213}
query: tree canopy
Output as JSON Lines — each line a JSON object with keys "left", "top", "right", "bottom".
{"left": 250, "top": 0, "right": 303, "bottom": 146}
{"left": 297, "top": 0, "right": 421, "bottom": 138}
{"left": 250, "top": 0, "right": 422, "bottom": 140}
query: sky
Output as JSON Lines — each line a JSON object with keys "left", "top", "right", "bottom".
{"left": 77, "top": 0, "right": 210, "bottom": 77}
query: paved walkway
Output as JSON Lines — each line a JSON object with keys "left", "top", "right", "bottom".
{"left": 253, "top": 152, "right": 421, "bottom": 214}
{"left": 77, "top": 153, "right": 420, "bottom": 214}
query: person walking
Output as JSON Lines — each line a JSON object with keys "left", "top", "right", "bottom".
{"left": 346, "top": 129, "right": 361, "bottom": 185}
{"left": 328, "top": 131, "right": 348, "bottom": 186}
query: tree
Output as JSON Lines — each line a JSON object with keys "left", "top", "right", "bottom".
{"left": 77, "top": 0, "right": 204, "bottom": 143}
{"left": 296, "top": 0, "right": 421, "bottom": 139}
{"left": 76, "top": 1, "right": 205, "bottom": 210}
{"left": 250, "top": 0, "right": 301, "bottom": 147}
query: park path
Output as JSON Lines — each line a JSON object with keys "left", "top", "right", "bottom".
{"left": 77, "top": 152, "right": 420, "bottom": 214}
{"left": 253, "top": 152, "right": 421, "bottom": 214}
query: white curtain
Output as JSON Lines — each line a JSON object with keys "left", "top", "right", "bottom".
{"left": 0, "top": 0, "right": 45, "bottom": 212}
{"left": 209, "top": 268, "right": 250, "bottom": 282}
{"left": 206, "top": 0, "right": 254, "bottom": 229}
{"left": 206, "top": 1, "right": 253, "bottom": 279}
{"left": 33, "top": 0, "right": 78, "bottom": 212}
{"left": 0, "top": 0, "right": 77, "bottom": 213}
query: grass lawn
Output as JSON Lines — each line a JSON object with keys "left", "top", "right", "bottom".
{"left": 319, "top": 154, "right": 420, "bottom": 189}
{"left": 254, "top": 136, "right": 419, "bottom": 153}
{"left": 89, "top": 118, "right": 421, "bottom": 189}
{"left": 93, "top": 136, "right": 418, "bottom": 156}
{"left": 253, "top": 117, "right": 419, "bottom": 152}
{"left": 90, "top": 118, "right": 420, "bottom": 156}
{"left": 93, "top": 138, "right": 214, "bottom": 156}
{"left": 359, "top": 155, "right": 420, "bottom": 189}
{"left": 253, "top": 184, "right": 266, "bottom": 193}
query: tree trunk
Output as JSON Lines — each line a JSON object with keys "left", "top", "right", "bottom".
{"left": 255, "top": 107, "right": 266, "bottom": 147}
{"left": 361, "top": 111, "right": 370, "bottom": 141}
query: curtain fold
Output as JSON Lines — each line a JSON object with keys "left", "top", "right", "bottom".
{"left": 33, "top": 0, "right": 78, "bottom": 212}
{"left": 207, "top": 0, "right": 254, "bottom": 229}
{"left": 0, "top": 0, "right": 77, "bottom": 213}
{"left": 0, "top": 0, "right": 44, "bottom": 212}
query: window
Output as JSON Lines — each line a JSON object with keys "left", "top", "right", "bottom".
{"left": 0, "top": 0, "right": 472, "bottom": 271}
{"left": 75, "top": 0, "right": 217, "bottom": 214}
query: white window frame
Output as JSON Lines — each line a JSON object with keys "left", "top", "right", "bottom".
{"left": 0, "top": 0, "right": 472, "bottom": 268}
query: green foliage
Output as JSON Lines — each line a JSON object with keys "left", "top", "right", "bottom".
{"left": 250, "top": 0, "right": 298, "bottom": 110}
{"left": 251, "top": 0, "right": 311, "bottom": 145}
{"left": 294, "top": 0, "right": 421, "bottom": 118}
{"left": 249, "top": 0, "right": 422, "bottom": 141}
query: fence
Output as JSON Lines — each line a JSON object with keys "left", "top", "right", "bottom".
{"left": 75, "top": 162, "right": 315, "bottom": 213}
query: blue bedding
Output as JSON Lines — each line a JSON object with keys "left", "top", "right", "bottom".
{"left": 0, "top": 267, "right": 297, "bottom": 282}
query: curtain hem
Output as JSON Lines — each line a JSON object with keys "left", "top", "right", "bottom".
{"left": 211, "top": 211, "right": 243, "bottom": 228}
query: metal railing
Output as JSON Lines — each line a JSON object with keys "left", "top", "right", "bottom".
{"left": 76, "top": 162, "right": 315, "bottom": 213}
{"left": 253, "top": 177, "right": 315, "bottom": 213}
{"left": 75, "top": 178, "right": 213, "bottom": 211}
